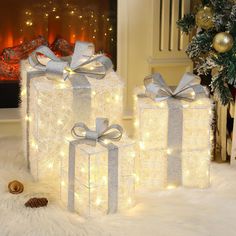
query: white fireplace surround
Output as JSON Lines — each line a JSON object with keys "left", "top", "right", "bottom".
{"left": 117, "top": 0, "right": 192, "bottom": 116}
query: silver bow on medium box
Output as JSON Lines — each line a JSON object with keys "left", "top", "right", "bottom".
{"left": 22, "top": 41, "right": 115, "bottom": 170}
{"left": 137, "top": 72, "right": 211, "bottom": 187}
{"left": 60, "top": 118, "right": 136, "bottom": 216}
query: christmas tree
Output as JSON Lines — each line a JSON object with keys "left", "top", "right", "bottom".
{"left": 177, "top": 0, "right": 236, "bottom": 105}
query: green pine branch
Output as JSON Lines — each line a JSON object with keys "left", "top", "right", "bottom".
{"left": 176, "top": 13, "right": 195, "bottom": 34}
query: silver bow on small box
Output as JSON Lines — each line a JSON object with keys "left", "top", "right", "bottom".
{"left": 68, "top": 118, "right": 123, "bottom": 214}
{"left": 25, "top": 41, "right": 113, "bottom": 168}
{"left": 139, "top": 72, "right": 207, "bottom": 186}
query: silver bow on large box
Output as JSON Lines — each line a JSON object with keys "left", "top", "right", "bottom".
{"left": 68, "top": 118, "right": 123, "bottom": 214}
{"left": 25, "top": 41, "right": 113, "bottom": 168}
{"left": 140, "top": 72, "right": 207, "bottom": 185}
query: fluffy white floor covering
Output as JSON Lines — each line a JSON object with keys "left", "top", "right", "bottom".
{"left": 0, "top": 136, "right": 236, "bottom": 236}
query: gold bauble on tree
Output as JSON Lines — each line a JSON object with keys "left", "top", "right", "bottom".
{"left": 195, "top": 6, "right": 214, "bottom": 30}
{"left": 213, "top": 32, "right": 234, "bottom": 53}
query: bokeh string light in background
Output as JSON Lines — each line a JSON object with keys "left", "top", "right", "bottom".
{"left": 0, "top": 0, "right": 117, "bottom": 68}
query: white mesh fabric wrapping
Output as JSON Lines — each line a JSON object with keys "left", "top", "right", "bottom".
{"left": 20, "top": 58, "right": 124, "bottom": 187}
{"left": 134, "top": 87, "right": 213, "bottom": 189}
{"left": 60, "top": 137, "right": 136, "bottom": 217}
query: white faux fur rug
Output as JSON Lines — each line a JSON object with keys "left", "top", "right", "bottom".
{"left": 1, "top": 136, "right": 236, "bottom": 236}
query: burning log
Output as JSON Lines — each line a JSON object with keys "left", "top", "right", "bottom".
{"left": 0, "top": 59, "right": 19, "bottom": 79}
{"left": 1, "top": 36, "right": 48, "bottom": 64}
{"left": 50, "top": 38, "right": 73, "bottom": 56}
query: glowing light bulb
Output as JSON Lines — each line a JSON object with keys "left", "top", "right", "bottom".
{"left": 59, "top": 83, "right": 66, "bottom": 89}
{"left": 167, "top": 184, "right": 176, "bottom": 189}
{"left": 115, "top": 95, "right": 120, "bottom": 102}
{"left": 134, "top": 120, "right": 139, "bottom": 127}
{"left": 182, "top": 104, "right": 189, "bottom": 108}
{"left": 127, "top": 197, "right": 132, "bottom": 205}
{"left": 55, "top": 15, "right": 60, "bottom": 19}
{"left": 21, "top": 89, "right": 26, "bottom": 97}
{"left": 139, "top": 142, "right": 145, "bottom": 150}
{"left": 167, "top": 148, "right": 172, "bottom": 155}
{"left": 109, "top": 27, "right": 112, "bottom": 31}
{"left": 79, "top": 15, "right": 83, "bottom": 19}
{"left": 57, "top": 119, "right": 63, "bottom": 125}
{"left": 71, "top": 10, "right": 75, "bottom": 14}
{"left": 102, "top": 176, "right": 107, "bottom": 184}
{"left": 158, "top": 101, "right": 165, "bottom": 108}
{"left": 25, "top": 115, "right": 32, "bottom": 122}
{"left": 103, "top": 139, "right": 110, "bottom": 145}
{"left": 130, "top": 152, "right": 136, "bottom": 158}
{"left": 26, "top": 20, "right": 33, "bottom": 26}
{"left": 95, "top": 197, "right": 102, "bottom": 206}
{"left": 48, "top": 163, "right": 53, "bottom": 169}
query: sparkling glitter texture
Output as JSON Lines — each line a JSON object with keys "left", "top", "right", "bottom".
{"left": 134, "top": 87, "right": 213, "bottom": 189}
{"left": 20, "top": 58, "right": 124, "bottom": 185}
{"left": 60, "top": 138, "right": 136, "bottom": 217}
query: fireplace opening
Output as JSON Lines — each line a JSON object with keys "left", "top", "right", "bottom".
{"left": 0, "top": 0, "right": 117, "bottom": 108}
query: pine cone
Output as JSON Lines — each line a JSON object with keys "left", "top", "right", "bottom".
{"left": 8, "top": 180, "right": 24, "bottom": 194}
{"left": 25, "top": 197, "right": 48, "bottom": 208}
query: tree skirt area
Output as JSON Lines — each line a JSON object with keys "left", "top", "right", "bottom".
{"left": 0, "top": 136, "right": 236, "bottom": 236}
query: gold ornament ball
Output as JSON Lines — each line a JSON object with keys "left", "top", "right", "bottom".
{"left": 195, "top": 6, "right": 214, "bottom": 30}
{"left": 213, "top": 32, "right": 234, "bottom": 53}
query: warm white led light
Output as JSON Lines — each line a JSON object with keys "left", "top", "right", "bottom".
{"left": 167, "top": 148, "right": 172, "bottom": 155}
{"left": 139, "top": 142, "right": 145, "bottom": 150}
{"left": 167, "top": 184, "right": 176, "bottom": 190}
{"left": 95, "top": 197, "right": 102, "bottom": 206}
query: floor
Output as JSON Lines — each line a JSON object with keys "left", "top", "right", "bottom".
{"left": 1, "top": 111, "right": 236, "bottom": 236}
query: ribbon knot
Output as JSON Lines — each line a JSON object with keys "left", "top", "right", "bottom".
{"left": 29, "top": 41, "right": 113, "bottom": 81}
{"left": 71, "top": 118, "right": 123, "bottom": 145}
{"left": 144, "top": 72, "right": 205, "bottom": 102}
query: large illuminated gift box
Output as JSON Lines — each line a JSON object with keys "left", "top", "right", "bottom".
{"left": 60, "top": 118, "right": 136, "bottom": 217}
{"left": 134, "top": 73, "right": 213, "bottom": 189}
{"left": 20, "top": 41, "right": 123, "bottom": 183}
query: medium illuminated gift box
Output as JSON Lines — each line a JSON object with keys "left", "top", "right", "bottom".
{"left": 60, "top": 118, "right": 136, "bottom": 217}
{"left": 134, "top": 73, "right": 213, "bottom": 189}
{"left": 20, "top": 41, "right": 123, "bottom": 182}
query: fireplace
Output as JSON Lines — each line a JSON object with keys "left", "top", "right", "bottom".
{"left": 0, "top": 0, "right": 117, "bottom": 108}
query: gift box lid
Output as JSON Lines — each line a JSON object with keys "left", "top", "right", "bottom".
{"left": 67, "top": 136, "right": 135, "bottom": 156}
{"left": 135, "top": 86, "right": 213, "bottom": 110}
{"left": 21, "top": 58, "right": 124, "bottom": 92}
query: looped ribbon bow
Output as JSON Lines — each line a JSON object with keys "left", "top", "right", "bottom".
{"left": 29, "top": 41, "right": 113, "bottom": 81}
{"left": 71, "top": 118, "right": 123, "bottom": 146}
{"left": 143, "top": 72, "right": 205, "bottom": 102}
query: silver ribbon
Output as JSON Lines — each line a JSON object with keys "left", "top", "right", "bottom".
{"left": 68, "top": 118, "right": 123, "bottom": 214}
{"left": 141, "top": 72, "right": 206, "bottom": 185}
{"left": 25, "top": 41, "right": 113, "bottom": 169}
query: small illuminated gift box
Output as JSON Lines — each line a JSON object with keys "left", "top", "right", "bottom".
{"left": 60, "top": 118, "right": 136, "bottom": 217}
{"left": 20, "top": 41, "right": 123, "bottom": 183}
{"left": 134, "top": 73, "right": 213, "bottom": 189}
